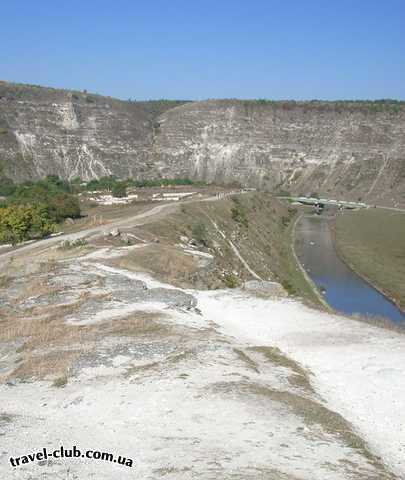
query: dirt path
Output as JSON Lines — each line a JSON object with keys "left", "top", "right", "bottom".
{"left": 0, "top": 192, "right": 252, "bottom": 262}
{"left": 0, "top": 201, "right": 181, "bottom": 261}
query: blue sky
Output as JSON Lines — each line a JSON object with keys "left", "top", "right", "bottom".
{"left": 2, "top": 0, "right": 404, "bottom": 100}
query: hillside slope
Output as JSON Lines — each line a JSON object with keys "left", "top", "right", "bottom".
{"left": 1, "top": 81, "right": 405, "bottom": 205}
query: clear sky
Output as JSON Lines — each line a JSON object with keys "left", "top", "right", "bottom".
{"left": 2, "top": 0, "right": 404, "bottom": 100}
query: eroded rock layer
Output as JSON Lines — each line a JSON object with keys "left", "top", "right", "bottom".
{"left": 1, "top": 81, "right": 404, "bottom": 203}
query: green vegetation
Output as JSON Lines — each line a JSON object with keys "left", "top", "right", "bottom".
{"left": 0, "top": 175, "right": 80, "bottom": 245}
{"left": 111, "top": 182, "right": 127, "bottom": 198}
{"left": 0, "top": 204, "right": 56, "bottom": 245}
{"left": 281, "top": 279, "right": 297, "bottom": 295}
{"left": 52, "top": 375, "right": 68, "bottom": 388}
{"left": 231, "top": 197, "right": 249, "bottom": 227}
{"left": 335, "top": 209, "right": 405, "bottom": 310}
{"left": 223, "top": 272, "right": 240, "bottom": 288}
{"left": 84, "top": 175, "right": 204, "bottom": 192}
{"left": 59, "top": 238, "right": 87, "bottom": 249}
{"left": 192, "top": 222, "right": 209, "bottom": 247}
{"left": 235, "top": 98, "right": 405, "bottom": 114}
{"left": 0, "top": 176, "right": 16, "bottom": 196}
{"left": 0, "top": 173, "right": 204, "bottom": 245}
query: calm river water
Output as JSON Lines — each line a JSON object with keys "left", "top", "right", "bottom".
{"left": 295, "top": 214, "right": 405, "bottom": 323}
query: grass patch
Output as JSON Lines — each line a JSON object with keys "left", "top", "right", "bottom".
{"left": 52, "top": 374, "right": 68, "bottom": 388}
{"left": 335, "top": 209, "right": 405, "bottom": 310}
{"left": 250, "top": 346, "right": 314, "bottom": 394}
{"left": 233, "top": 348, "right": 260, "bottom": 373}
{"left": 211, "top": 380, "right": 394, "bottom": 478}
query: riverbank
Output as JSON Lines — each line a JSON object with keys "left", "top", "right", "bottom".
{"left": 334, "top": 209, "right": 405, "bottom": 313}
{"left": 294, "top": 213, "right": 405, "bottom": 324}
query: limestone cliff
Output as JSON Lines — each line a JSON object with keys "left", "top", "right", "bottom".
{"left": 1, "top": 81, "right": 404, "bottom": 204}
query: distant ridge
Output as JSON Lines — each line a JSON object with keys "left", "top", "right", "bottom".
{"left": 0, "top": 80, "right": 404, "bottom": 206}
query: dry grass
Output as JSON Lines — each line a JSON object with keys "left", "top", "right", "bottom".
{"left": 1, "top": 298, "right": 167, "bottom": 382}
{"left": 109, "top": 244, "right": 198, "bottom": 288}
{"left": 250, "top": 346, "right": 315, "bottom": 394}
{"left": 16, "top": 277, "right": 59, "bottom": 301}
{"left": 52, "top": 374, "right": 68, "bottom": 388}
{"left": 0, "top": 244, "right": 174, "bottom": 383}
{"left": 0, "top": 275, "right": 11, "bottom": 289}
{"left": 62, "top": 201, "right": 150, "bottom": 234}
{"left": 98, "top": 312, "right": 170, "bottom": 338}
{"left": 10, "top": 351, "right": 80, "bottom": 382}
{"left": 233, "top": 348, "right": 260, "bottom": 373}
{"left": 211, "top": 380, "right": 394, "bottom": 479}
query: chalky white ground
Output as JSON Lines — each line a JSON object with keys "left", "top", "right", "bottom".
{"left": 1, "top": 259, "right": 404, "bottom": 479}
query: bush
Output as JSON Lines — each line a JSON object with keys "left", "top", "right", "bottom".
{"left": 0, "top": 204, "right": 56, "bottom": 245}
{"left": 7, "top": 176, "right": 80, "bottom": 223}
{"left": 86, "top": 175, "right": 118, "bottom": 192}
{"left": 192, "top": 222, "right": 209, "bottom": 246}
{"left": 48, "top": 194, "right": 81, "bottom": 222}
{"left": 111, "top": 182, "right": 127, "bottom": 198}
{"left": 59, "top": 238, "right": 87, "bottom": 249}
{"left": 224, "top": 273, "right": 239, "bottom": 288}
{"left": 231, "top": 198, "right": 248, "bottom": 227}
{"left": 281, "top": 279, "right": 297, "bottom": 295}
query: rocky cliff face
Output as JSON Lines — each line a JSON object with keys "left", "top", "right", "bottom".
{"left": 154, "top": 100, "right": 405, "bottom": 204}
{"left": 1, "top": 81, "right": 405, "bottom": 204}
{"left": 0, "top": 81, "right": 184, "bottom": 182}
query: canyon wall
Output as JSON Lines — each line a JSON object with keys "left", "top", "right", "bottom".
{"left": 1, "top": 81, "right": 404, "bottom": 204}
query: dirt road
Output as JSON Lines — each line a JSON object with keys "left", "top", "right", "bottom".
{"left": 0, "top": 201, "right": 180, "bottom": 261}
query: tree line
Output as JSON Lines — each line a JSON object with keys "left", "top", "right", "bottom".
{"left": 0, "top": 172, "right": 205, "bottom": 245}
{"left": 0, "top": 174, "right": 81, "bottom": 245}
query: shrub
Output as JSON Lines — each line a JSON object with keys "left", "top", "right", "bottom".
{"left": 231, "top": 198, "right": 249, "bottom": 227}
{"left": 224, "top": 273, "right": 239, "bottom": 288}
{"left": 111, "top": 182, "right": 127, "bottom": 198}
{"left": 59, "top": 238, "right": 87, "bottom": 249}
{"left": 48, "top": 194, "right": 81, "bottom": 222}
{"left": 52, "top": 375, "right": 68, "bottom": 388}
{"left": 281, "top": 279, "right": 297, "bottom": 295}
{"left": 192, "top": 222, "right": 209, "bottom": 246}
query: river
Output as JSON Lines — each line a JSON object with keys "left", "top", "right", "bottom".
{"left": 295, "top": 214, "right": 405, "bottom": 323}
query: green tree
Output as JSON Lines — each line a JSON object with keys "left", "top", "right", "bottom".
{"left": 0, "top": 204, "right": 55, "bottom": 245}
{"left": 111, "top": 182, "right": 127, "bottom": 198}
